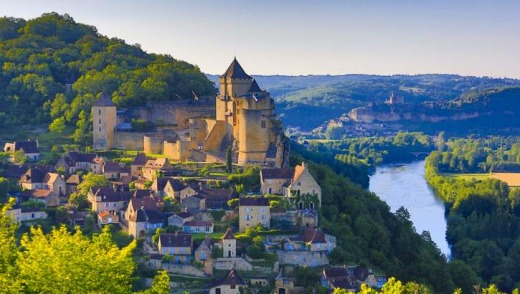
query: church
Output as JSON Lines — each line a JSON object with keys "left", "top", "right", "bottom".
{"left": 92, "top": 58, "right": 288, "bottom": 168}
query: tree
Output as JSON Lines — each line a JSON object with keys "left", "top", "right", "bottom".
{"left": 13, "top": 150, "right": 26, "bottom": 164}
{"left": 69, "top": 172, "right": 108, "bottom": 209}
{"left": 49, "top": 117, "right": 66, "bottom": 133}
{"left": 146, "top": 270, "right": 171, "bottom": 294}
{"left": 17, "top": 225, "right": 136, "bottom": 293}
{"left": 0, "top": 198, "right": 22, "bottom": 292}
{"left": 226, "top": 146, "right": 233, "bottom": 173}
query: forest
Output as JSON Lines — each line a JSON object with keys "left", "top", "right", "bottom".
{"left": 426, "top": 149, "right": 520, "bottom": 291}
{"left": 0, "top": 13, "right": 215, "bottom": 143}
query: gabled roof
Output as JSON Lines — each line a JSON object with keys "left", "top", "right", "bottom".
{"left": 93, "top": 92, "right": 115, "bottom": 107}
{"left": 175, "top": 212, "right": 193, "bottom": 220}
{"left": 132, "top": 189, "right": 154, "bottom": 199}
{"left": 145, "top": 158, "right": 172, "bottom": 170}
{"left": 219, "top": 269, "right": 245, "bottom": 286}
{"left": 303, "top": 227, "right": 327, "bottom": 244}
{"left": 261, "top": 168, "right": 294, "bottom": 180}
{"left": 19, "top": 168, "right": 46, "bottom": 184}
{"left": 132, "top": 153, "right": 148, "bottom": 165}
{"left": 129, "top": 197, "right": 159, "bottom": 211}
{"left": 132, "top": 208, "right": 163, "bottom": 223}
{"left": 43, "top": 173, "right": 60, "bottom": 185}
{"left": 5, "top": 141, "right": 40, "bottom": 153}
{"left": 67, "top": 152, "right": 97, "bottom": 164}
{"left": 222, "top": 228, "right": 236, "bottom": 240}
{"left": 159, "top": 233, "right": 192, "bottom": 248}
{"left": 90, "top": 186, "right": 132, "bottom": 202}
{"left": 198, "top": 188, "right": 236, "bottom": 199}
{"left": 184, "top": 220, "right": 212, "bottom": 227}
{"left": 103, "top": 161, "right": 123, "bottom": 173}
{"left": 323, "top": 267, "right": 349, "bottom": 279}
{"left": 4, "top": 164, "right": 29, "bottom": 178}
{"left": 293, "top": 162, "right": 307, "bottom": 183}
{"left": 220, "top": 58, "right": 252, "bottom": 80}
{"left": 29, "top": 189, "right": 53, "bottom": 198}
{"left": 239, "top": 197, "right": 270, "bottom": 207}
{"left": 66, "top": 174, "right": 81, "bottom": 185}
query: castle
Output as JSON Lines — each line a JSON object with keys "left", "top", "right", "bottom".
{"left": 92, "top": 58, "right": 288, "bottom": 167}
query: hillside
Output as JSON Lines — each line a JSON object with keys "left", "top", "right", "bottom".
{"left": 349, "top": 87, "right": 520, "bottom": 135}
{"left": 0, "top": 13, "right": 216, "bottom": 141}
{"left": 207, "top": 74, "right": 520, "bottom": 130}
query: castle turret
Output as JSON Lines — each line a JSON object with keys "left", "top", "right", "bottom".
{"left": 92, "top": 92, "right": 116, "bottom": 151}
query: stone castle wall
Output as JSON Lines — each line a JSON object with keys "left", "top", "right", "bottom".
{"left": 130, "top": 100, "right": 215, "bottom": 128}
{"left": 113, "top": 132, "right": 146, "bottom": 150}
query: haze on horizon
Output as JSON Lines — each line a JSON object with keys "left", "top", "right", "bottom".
{"left": 3, "top": 0, "right": 520, "bottom": 78}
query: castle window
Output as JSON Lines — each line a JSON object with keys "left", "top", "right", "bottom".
{"left": 261, "top": 120, "right": 266, "bottom": 128}
{"left": 98, "top": 110, "right": 101, "bottom": 115}
{"left": 99, "top": 127, "right": 101, "bottom": 132}
{"left": 99, "top": 119, "right": 101, "bottom": 124}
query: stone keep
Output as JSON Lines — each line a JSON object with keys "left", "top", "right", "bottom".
{"left": 92, "top": 92, "right": 116, "bottom": 151}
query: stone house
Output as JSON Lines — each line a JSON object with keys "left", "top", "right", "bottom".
{"left": 283, "top": 227, "right": 336, "bottom": 253}
{"left": 130, "top": 153, "right": 148, "bottom": 178}
{"left": 260, "top": 163, "right": 322, "bottom": 210}
{"left": 260, "top": 168, "right": 294, "bottom": 195}
{"left": 125, "top": 197, "right": 161, "bottom": 221}
{"left": 3, "top": 141, "right": 40, "bottom": 161}
{"left": 158, "top": 233, "right": 193, "bottom": 264}
{"left": 199, "top": 188, "right": 237, "bottom": 210}
{"left": 168, "top": 212, "right": 193, "bottom": 228}
{"left": 102, "top": 161, "right": 128, "bottom": 179}
{"left": 24, "top": 189, "right": 59, "bottom": 207}
{"left": 321, "top": 266, "right": 386, "bottom": 292}
{"left": 208, "top": 268, "right": 246, "bottom": 294}
{"left": 65, "top": 174, "right": 81, "bottom": 196}
{"left": 288, "top": 163, "right": 321, "bottom": 209}
{"left": 238, "top": 197, "right": 270, "bottom": 232}
{"left": 127, "top": 207, "right": 163, "bottom": 238}
{"left": 151, "top": 177, "right": 197, "bottom": 200}
{"left": 182, "top": 220, "right": 214, "bottom": 234}
{"left": 54, "top": 152, "right": 99, "bottom": 175}
{"left": 222, "top": 228, "right": 237, "bottom": 258}
{"left": 97, "top": 210, "right": 119, "bottom": 227}
{"left": 3, "top": 164, "right": 29, "bottom": 180}
{"left": 142, "top": 158, "right": 175, "bottom": 181}
{"left": 194, "top": 235, "right": 213, "bottom": 275}
{"left": 181, "top": 194, "right": 205, "bottom": 214}
{"left": 87, "top": 186, "right": 132, "bottom": 214}
{"left": 6, "top": 205, "right": 48, "bottom": 224}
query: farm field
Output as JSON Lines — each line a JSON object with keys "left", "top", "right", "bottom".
{"left": 444, "top": 172, "right": 520, "bottom": 187}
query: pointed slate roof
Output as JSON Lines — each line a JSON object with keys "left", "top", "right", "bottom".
{"left": 248, "top": 79, "right": 262, "bottom": 93}
{"left": 93, "top": 92, "right": 115, "bottom": 107}
{"left": 222, "top": 228, "right": 236, "bottom": 240}
{"left": 220, "top": 58, "right": 252, "bottom": 79}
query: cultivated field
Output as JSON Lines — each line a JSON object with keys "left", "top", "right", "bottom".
{"left": 446, "top": 172, "right": 520, "bottom": 187}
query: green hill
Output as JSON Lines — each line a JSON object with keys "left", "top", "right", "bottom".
{"left": 0, "top": 13, "right": 216, "bottom": 140}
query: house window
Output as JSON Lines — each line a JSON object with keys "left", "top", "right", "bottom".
{"left": 31, "top": 213, "right": 35, "bottom": 219}
{"left": 98, "top": 109, "right": 101, "bottom": 115}
{"left": 246, "top": 214, "right": 251, "bottom": 221}
{"left": 206, "top": 226, "right": 210, "bottom": 232}
{"left": 261, "top": 120, "right": 266, "bottom": 128}
{"left": 246, "top": 207, "right": 250, "bottom": 213}
{"left": 181, "top": 247, "right": 185, "bottom": 254}
{"left": 261, "top": 215, "right": 265, "bottom": 220}
{"left": 201, "top": 251, "right": 206, "bottom": 260}
{"left": 216, "top": 288, "right": 221, "bottom": 294}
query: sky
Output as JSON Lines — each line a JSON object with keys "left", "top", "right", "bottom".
{"left": 3, "top": 0, "right": 520, "bottom": 78}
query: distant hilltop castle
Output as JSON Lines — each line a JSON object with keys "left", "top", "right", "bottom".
{"left": 92, "top": 58, "right": 288, "bottom": 167}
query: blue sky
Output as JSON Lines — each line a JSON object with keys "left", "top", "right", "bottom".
{"left": 3, "top": 0, "right": 520, "bottom": 78}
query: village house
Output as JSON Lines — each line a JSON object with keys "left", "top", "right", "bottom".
{"left": 97, "top": 210, "right": 119, "bottom": 227}
{"left": 260, "top": 168, "right": 294, "bottom": 195}
{"left": 222, "top": 228, "right": 237, "bottom": 258}
{"left": 199, "top": 188, "right": 237, "bottom": 210}
{"left": 167, "top": 212, "right": 194, "bottom": 228}
{"left": 261, "top": 162, "right": 322, "bottom": 210}
{"left": 130, "top": 153, "right": 148, "bottom": 178}
{"left": 6, "top": 205, "right": 48, "bottom": 224}
{"left": 142, "top": 158, "right": 175, "bottom": 180}
{"left": 18, "top": 169, "right": 65, "bottom": 206}
{"left": 127, "top": 206, "right": 163, "bottom": 238}
{"left": 151, "top": 177, "right": 197, "bottom": 200}
{"left": 283, "top": 227, "right": 336, "bottom": 253}
{"left": 182, "top": 220, "right": 214, "bottom": 234}
{"left": 22, "top": 189, "right": 59, "bottom": 207}
{"left": 102, "top": 161, "right": 129, "bottom": 179}
{"left": 87, "top": 186, "right": 132, "bottom": 214}
{"left": 54, "top": 152, "right": 95, "bottom": 175}
{"left": 125, "top": 197, "right": 161, "bottom": 221}
{"left": 3, "top": 141, "right": 40, "bottom": 161}
{"left": 2, "top": 164, "right": 29, "bottom": 180}
{"left": 158, "top": 233, "right": 193, "bottom": 264}
{"left": 321, "top": 266, "right": 387, "bottom": 292}
{"left": 194, "top": 235, "right": 213, "bottom": 274}
{"left": 208, "top": 268, "right": 246, "bottom": 294}
{"left": 238, "top": 197, "right": 270, "bottom": 232}
{"left": 181, "top": 194, "right": 205, "bottom": 214}
{"left": 65, "top": 174, "right": 81, "bottom": 195}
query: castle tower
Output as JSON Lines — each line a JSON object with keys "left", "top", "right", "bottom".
{"left": 222, "top": 228, "right": 236, "bottom": 258}
{"left": 92, "top": 92, "right": 117, "bottom": 151}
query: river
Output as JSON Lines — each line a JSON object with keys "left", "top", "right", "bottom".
{"left": 369, "top": 160, "right": 450, "bottom": 257}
